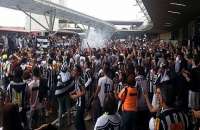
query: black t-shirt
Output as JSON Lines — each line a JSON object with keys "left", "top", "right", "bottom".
{"left": 38, "top": 78, "right": 48, "bottom": 103}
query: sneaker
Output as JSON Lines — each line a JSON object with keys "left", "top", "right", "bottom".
{"left": 84, "top": 114, "right": 92, "bottom": 121}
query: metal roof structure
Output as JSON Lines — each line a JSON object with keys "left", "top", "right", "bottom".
{"left": 106, "top": 21, "right": 143, "bottom": 26}
{"left": 0, "top": 0, "right": 115, "bottom": 31}
{"left": 142, "top": 0, "right": 200, "bottom": 33}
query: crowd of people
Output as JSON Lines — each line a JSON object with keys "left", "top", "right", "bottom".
{"left": 0, "top": 32, "right": 200, "bottom": 130}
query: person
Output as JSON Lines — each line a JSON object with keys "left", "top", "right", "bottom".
{"left": 28, "top": 66, "right": 48, "bottom": 128}
{"left": 28, "top": 67, "right": 41, "bottom": 128}
{"left": 192, "top": 109, "right": 200, "bottom": 129}
{"left": 155, "top": 62, "right": 170, "bottom": 84}
{"left": 94, "top": 93, "right": 121, "bottom": 130}
{"left": 173, "top": 60, "right": 190, "bottom": 108}
{"left": 1, "top": 103, "right": 24, "bottom": 130}
{"left": 95, "top": 63, "right": 113, "bottom": 107}
{"left": 70, "top": 64, "right": 86, "bottom": 130}
{"left": 2, "top": 54, "right": 11, "bottom": 90}
{"left": 114, "top": 71, "right": 126, "bottom": 112}
{"left": 189, "top": 54, "right": 200, "bottom": 109}
{"left": 149, "top": 81, "right": 192, "bottom": 130}
{"left": 93, "top": 64, "right": 113, "bottom": 122}
{"left": 55, "top": 63, "right": 74, "bottom": 128}
{"left": 143, "top": 86, "right": 162, "bottom": 130}
{"left": 83, "top": 61, "right": 93, "bottom": 121}
{"left": 143, "top": 86, "right": 161, "bottom": 113}
{"left": 46, "top": 58, "right": 57, "bottom": 113}
{"left": 135, "top": 66, "right": 150, "bottom": 130}
{"left": 118, "top": 74, "right": 138, "bottom": 130}
{"left": 175, "top": 52, "right": 186, "bottom": 73}
{"left": 192, "top": 110, "right": 200, "bottom": 118}
{"left": 6, "top": 66, "right": 28, "bottom": 129}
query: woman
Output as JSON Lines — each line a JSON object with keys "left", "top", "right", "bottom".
{"left": 143, "top": 86, "right": 162, "bottom": 130}
{"left": 143, "top": 86, "right": 161, "bottom": 113}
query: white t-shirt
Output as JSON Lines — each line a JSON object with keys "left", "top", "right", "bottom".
{"left": 98, "top": 76, "right": 113, "bottom": 107}
{"left": 151, "top": 94, "right": 160, "bottom": 109}
{"left": 0, "top": 127, "right": 2, "bottom": 130}
{"left": 149, "top": 117, "right": 155, "bottom": 130}
{"left": 59, "top": 71, "right": 70, "bottom": 83}
{"left": 94, "top": 113, "right": 121, "bottom": 130}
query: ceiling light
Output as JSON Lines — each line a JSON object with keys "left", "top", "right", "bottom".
{"left": 170, "top": 2, "right": 186, "bottom": 7}
{"left": 164, "top": 22, "right": 172, "bottom": 27}
{"left": 168, "top": 11, "right": 181, "bottom": 15}
{"left": 164, "top": 25, "right": 172, "bottom": 27}
{"left": 165, "top": 22, "right": 172, "bottom": 25}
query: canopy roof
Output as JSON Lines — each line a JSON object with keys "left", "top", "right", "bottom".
{"left": 0, "top": 0, "right": 115, "bottom": 31}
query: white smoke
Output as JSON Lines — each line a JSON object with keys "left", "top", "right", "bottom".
{"left": 82, "top": 27, "right": 113, "bottom": 48}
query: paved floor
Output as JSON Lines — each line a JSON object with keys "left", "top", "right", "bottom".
{"left": 63, "top": 121, "right": 93, "bottom": 130}
{"left": 0, "top": 104, "right": 94, "bottom": 130}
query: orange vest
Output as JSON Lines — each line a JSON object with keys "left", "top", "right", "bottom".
{"left": 118, "top": 86, "right": 138, "bottom": 112}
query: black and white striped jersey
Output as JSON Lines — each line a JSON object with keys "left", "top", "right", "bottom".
{"left": 7, "top": 81, "right": 27, "bottom": 111}
{"left": 94, "top": 113, "right": 121, "bottom": 130}
{"left": 152, "top": 108, "right": 191, "bottom": 130}
{"left": 74, "top": 77, "right": 85, "bottom": 107}
{"left": 55, "top": 74, "right": 74, "bottom": 97}
{"left": 83, "top": 68, "right": 92, "bottom": 89}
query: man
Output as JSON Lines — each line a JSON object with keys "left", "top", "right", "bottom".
{"left": 94, "top": 64, "right": 113, "bottom": 110}
{"left": 2, "top": 54, "right": 11, "bottom": 89}
{"left": 189, "top": 54, "right": 200, "bottom": 109}
{"left": 149, "top": 81, "right": 192, "bottom": 130}
{"left": 55, "top": 63, "right": 74, "bottom": 128}
{"left": 7, "top": 66, "right": 29, "bottom": 129}
{"left": 70, "top": 64, "right": 86, "bottom": 130}
{"left": 83, "top": 61, "right": 93, "bottom": 121}
{"left": 155, "top": 62, "right": 170, "bottom": 84}
{"left": 28, "top": 67, "right": 41, "bottom": 128}
{"left": 94, "top": 93, "right": 121, "bottom": 130}
{"left": 46, "top": 58, "right": 57, "bottom": 113}
{"left": 173, "top": 61, "right": 190, "bottom": 108}
{"left": 118, "top": 74, "right": 138, "bottom": 130}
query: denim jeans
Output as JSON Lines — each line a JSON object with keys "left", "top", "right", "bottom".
{"left": 75, "top": 106, "right": 86, "bottom": 130}
{"left": 121, "top": 111, "right": 137, "bottom": 130}
{"left": 92, "top": 97, "right": 102, "bottom": 124}
{"left": 57, "top": 95, "right": 71, "bottom": 128}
